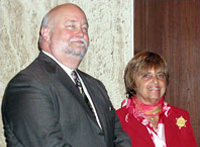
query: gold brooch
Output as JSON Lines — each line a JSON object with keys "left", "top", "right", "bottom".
{"left": 176, "top": 116, "right": 187, "bottom": 129}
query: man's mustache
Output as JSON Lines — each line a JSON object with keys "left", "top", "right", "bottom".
{"left": 69, "top": 38, "right": 88, "bottom": 48}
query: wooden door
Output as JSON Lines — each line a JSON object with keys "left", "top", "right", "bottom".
{"left": 134, "top": 0, "right": 200, "bottom": 146}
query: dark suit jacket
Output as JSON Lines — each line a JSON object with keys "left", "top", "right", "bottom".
{"left": 2, "top": 52, "right": 131, "bottom": 147}
{"left": 116, "top": 104, "right": 197, "bottom": 147}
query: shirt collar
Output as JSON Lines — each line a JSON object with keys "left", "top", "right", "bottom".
{"left": 42, "top": 50, "right": 74, "bottom": 76}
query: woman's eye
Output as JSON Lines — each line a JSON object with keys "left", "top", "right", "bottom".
{"left": 157, "top": 73, "right": 165, "bottom": 79}
{"left": 143, "top": 74, "right": 150, "bottom": 78}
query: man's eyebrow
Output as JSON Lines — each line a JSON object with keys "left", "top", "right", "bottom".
{"left": 65, "top": 20, "right": 77, "bottom": 23}
{"left": 65, "top": 20, "right": 89, "bottom": 27}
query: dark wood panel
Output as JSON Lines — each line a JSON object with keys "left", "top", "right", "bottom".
{"left": 134, "top": 0, "right": 200, "bottom": 146}
{"left": 134, "top": 0, "right": 147, "bottom": 53}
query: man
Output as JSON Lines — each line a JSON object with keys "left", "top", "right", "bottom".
{"left": 1, "top": 3, "right": 131, "bottom": 147}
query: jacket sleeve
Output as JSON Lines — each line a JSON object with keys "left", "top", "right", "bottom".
{"left": 113, "top": 111, "right": 132, "bottom": 147}
{"left": 2, "top": 73, "right": 72, "bottom": 147}
{"left": 181, "top": 111, "right": 198, "bottom": 147}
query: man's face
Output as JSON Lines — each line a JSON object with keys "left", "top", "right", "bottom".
{"left": 47, "top": 6, "right": 89, "bottom": 67}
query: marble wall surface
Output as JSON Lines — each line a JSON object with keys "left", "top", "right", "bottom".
{"left": 0, "top": 0, "right": 133, "bottom": 146}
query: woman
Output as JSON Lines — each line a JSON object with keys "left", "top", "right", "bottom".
{"left": 116, "top": 51, "right": 197, "bottom": 147}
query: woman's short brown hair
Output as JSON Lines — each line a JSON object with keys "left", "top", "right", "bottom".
{"left": 124, "top": 51, "right": 169, "bottom": 98}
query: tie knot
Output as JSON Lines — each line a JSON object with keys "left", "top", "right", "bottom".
{"left": 71, "top": 70, "right": 85, "bottom": 97}
{"left": 71, "top": 70, "right": 81, "bottom": 87}
{"left": 71, "top": 70, "right": 78, "bottom": 80}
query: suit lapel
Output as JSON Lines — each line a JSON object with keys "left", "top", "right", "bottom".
{"left": 38, "top": 52, "right": 99, "bottom": 125}
{"left": 77, "top": 71, "right": 104, "bottom": 127}
{"left": 55, "top": 68, "right": 99, "bottom": 124}
{"left": 78, "top": 72, "right": 111, "bottom": 142}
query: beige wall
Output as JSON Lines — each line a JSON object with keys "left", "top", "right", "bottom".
{"left": 0, "top": 0, "right": 133, "bottom": 146}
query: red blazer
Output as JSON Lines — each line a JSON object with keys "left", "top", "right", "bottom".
{"left": 116, "top": 105, "right": 197, "bottom": 147}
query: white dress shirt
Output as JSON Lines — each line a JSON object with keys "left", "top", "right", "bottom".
{"left": 147, "top": 123, "right": 167, "bottom": 147}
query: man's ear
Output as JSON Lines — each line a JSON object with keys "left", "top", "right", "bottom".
{"left": 41, "top": 27, "right": 50, "bottom": 41}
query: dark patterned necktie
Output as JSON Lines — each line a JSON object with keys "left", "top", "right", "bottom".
{"left": 71, "top": 71, "right": 95, "bottom": 116}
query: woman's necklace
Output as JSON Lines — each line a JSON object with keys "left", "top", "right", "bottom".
{"left": 145, "top": 115, "right": 159, "bottom": 128}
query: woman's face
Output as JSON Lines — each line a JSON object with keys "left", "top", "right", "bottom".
{"left": 135, "top": 68, "right": 167, "bottom": 104}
